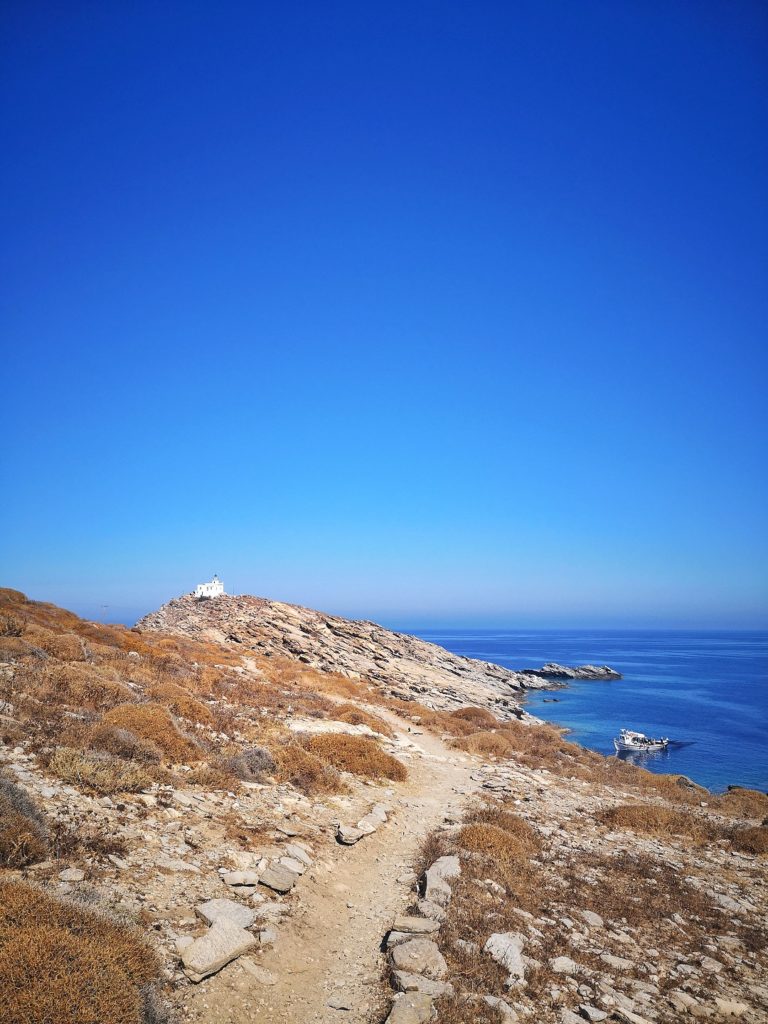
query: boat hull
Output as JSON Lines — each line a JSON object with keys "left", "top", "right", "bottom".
{"left": 613, "top": 739, "right": 668, "bottom": 752}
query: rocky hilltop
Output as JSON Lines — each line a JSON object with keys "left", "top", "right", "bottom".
{"left": 136, "top": 594, "right": 618, "bottom": 721}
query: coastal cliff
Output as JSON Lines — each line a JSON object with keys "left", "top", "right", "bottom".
{"left": 135, "top": 593, "right": 618, "bottom": 721}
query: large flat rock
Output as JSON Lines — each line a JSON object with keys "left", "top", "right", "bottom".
{"left": 181, "top": 919, "right": 257, "bottom": 982}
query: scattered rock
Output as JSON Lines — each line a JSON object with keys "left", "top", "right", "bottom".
{"left": 258, "top": 863, "right": 300, "bottom": 894}
{"left": 222, "top": 870, "right": 260, "bottom": 887}
{"left": 392, "top": 915, "right": 440, "bottom": 934}
{"left": 392, "top": 971, "right": 453, "bottom": 998}
{"left": 337, "top": 824, "right": 367, "bottom": 845}
{"left": 551, "top": 956, "right": 579, "bottom": 975}
{"left": 385, "top": 992, "right": 435, "bottom": 1024}
{"left": 390, "top": 938, "right": 448, "bottom": 980}
{"left": 484, "top": 932, "right": 526, "bottom": 984}
{"left": 423, "top": 855, "right": 460, "bottom": 907}
{"left": 196, "top": 898, "right": 255, "bottom": 930}
{"left": 58, "top": 868, "right": 84, "bottom": 882}
{"left": 181, "top": 919, "right": 257, "bottom": 982}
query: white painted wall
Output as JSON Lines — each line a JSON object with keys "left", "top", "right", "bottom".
{"left": 194, "top": 575, "right": 224, "bottom": 599}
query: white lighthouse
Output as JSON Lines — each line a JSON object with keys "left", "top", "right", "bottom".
{"left": 194, "top": 574, "right": 225, "bottom": 599}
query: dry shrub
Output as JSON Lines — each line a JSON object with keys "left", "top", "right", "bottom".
{"left": 306, "top": 669, "right": 365, "bottom": 700}
{"left": 83, "top": 722, "right": 163, "bottom": 764}
{"left": 372, "top": 695, "right": 481, "bottom": 737}
{"left": 715, "top": 787, "right": 768, "bottom": 820}
{"left": 0, "top": 878, "right": 160, "bottom": 1024}
{"left": 458, "top": 822, "right": 537, "bottom": 863}
{"left": 223, "top": 745, "right": 276, "bottom": 782}
{"left": 599, "top": 802, "right": 722, "bottom": 843}
{"left": 38, "top": 662, "right": 133, "bottom": 711}
{"left": 28, "top": 628, "right": 86, "bottom": 661}
{"left": 449, "top": 706, "right": 500, "bottom": 728}
{"left": 301, "top": 733, "right": 407, "bottom": 781}
{"left": 49, "top": 748, "right": 153, "bottom": 794}
{"left": 273, "top": 743, "right": 347, "bottom": 796}
{"left": 331, "top": 703, "right": 394, "bottom": 737}
{"left": 186, "top": 763, "right": 237, "bottom": 791}
{"left": 146, "top": 680, "right": 214, "bottom": 726}
{"left": 0, "top": 635, "right": 45, "bottom": 661}
{"left": 0, "top": 776, "right": 49, "bottom": 867}
{"left": 464, "top": 802, "right": 540, "bottom": 848}
{"left": 452, "top": 731, "right": 514, "bottom": 759}
{"left": 104, "top": 703, "right": 202, "bottom": 762}
{"left": 414, "top": 829, "right": 451, "bottom": 879}
{"left": 730, "top": 825, "right": 768, "bottom": 855}
{"left": 1, "top": 612, "right": 27, "bottom": 637}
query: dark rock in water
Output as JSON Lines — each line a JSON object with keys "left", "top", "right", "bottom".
{"left": 521, "top": 663, "right": 621, "bottom": 681}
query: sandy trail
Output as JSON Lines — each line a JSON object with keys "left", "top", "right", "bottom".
{"left": 183, "top": 716, "right": 481, "bottom": 1024}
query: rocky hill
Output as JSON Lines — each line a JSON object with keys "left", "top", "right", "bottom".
{"left": 136, "top": 593, "right": 618, "bottom": 721}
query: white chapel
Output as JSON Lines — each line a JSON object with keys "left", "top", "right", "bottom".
{"left": 194, "top": 575, "right": 225, "bottom": 599}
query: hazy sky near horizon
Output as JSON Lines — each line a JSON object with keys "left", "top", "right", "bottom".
{"left": 1, "top": 2, "right": 767, "bottom": 628}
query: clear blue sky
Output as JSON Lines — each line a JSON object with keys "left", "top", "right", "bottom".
{"left": 1, "top": 2, "right": 766, "bottom": 628}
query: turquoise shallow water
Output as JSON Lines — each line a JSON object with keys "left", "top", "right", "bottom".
{"left": 408, "top": 629, "right": 768, "bottom": 793}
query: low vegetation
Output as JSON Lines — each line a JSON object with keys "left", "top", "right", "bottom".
{"left": 103, "top": 704, "right": 203, "bottom": 763}
{"left": 300, "top": 732, "right": 407, "bottom": 782}
{"left": 0, "top": 775, "right": 49, "bottom": 868}
{"left": 48, "top": 747, "right": 153, "bottom": 794}
{"left": 273, "top": 742, "right": 347, "bottom": 795}
{"left": 330, "top": 703, "right": 395, "bottom": 737}
{"left": 0, "top": 879, "right": 162, "bottom": 1024}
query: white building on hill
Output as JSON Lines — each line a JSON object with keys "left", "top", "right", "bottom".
{"left": 194, "top": 575, "right": 225, "bottom": 599}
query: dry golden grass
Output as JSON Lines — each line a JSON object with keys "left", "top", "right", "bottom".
{"left": 48, "top": 747, "right": 153, "bottom": 794}
{"left": 104, "top": 703, "right": 203, "bottom": 762}
{"left": 273, "top": 743, "right": 347, "bottom": 795}
{"left": 301, "top": 732, "right": 407, "bottom": 781}
{"left": 599, "top": 802, "right": 723, "bottom": 843}
{"left": 0, "top": 878, "right": 160, "bottom": 1024}
{"left": 730, "top": 825, "right": 768, "bottom": 855}
{"left": 330, "top": 703, "right": 394, "bottom": 737}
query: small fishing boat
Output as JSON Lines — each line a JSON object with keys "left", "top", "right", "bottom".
{"left": 613, "top": 728, "right": 669, "bottom": 752}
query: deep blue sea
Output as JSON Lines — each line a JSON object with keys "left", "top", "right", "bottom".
{"left": 409, "top": 629, "right": 768, "bottom": 794}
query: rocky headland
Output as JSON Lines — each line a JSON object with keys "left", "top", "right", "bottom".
{"left": 0, "top": 587, "right": 765, "bottom": 1024}
{"left": 136, "top": 593, "right": 620, "bottom": 721}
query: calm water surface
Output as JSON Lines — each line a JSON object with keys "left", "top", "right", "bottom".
{"left": 408, "top": 629, "right": 768, "bottom": 793}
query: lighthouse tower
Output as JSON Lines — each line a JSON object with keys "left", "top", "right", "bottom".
{"left": 194, "top": 575, "right": 225, "bottom": 599}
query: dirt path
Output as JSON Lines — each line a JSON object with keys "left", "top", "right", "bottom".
{"left": 183, "top": 716, "right": 481, "bottom": 1024}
